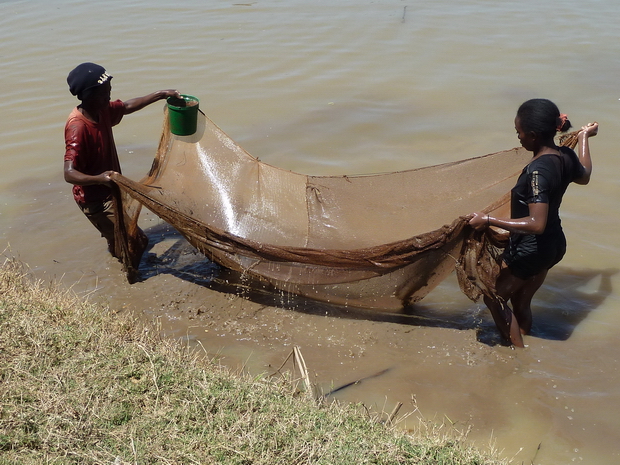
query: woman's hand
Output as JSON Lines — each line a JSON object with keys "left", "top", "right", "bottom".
{"left": 579, "top": 122, "right": 598, "bottom": 139}
{"left": 575, "top": 122, "right": 597, "bottom": 185}
{"left": 469, "top": 212, "right": 489, "bottom": 231}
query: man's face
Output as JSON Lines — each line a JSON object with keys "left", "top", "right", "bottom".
{"left": 84, "top": 81, "right": 111, "bottom": 107}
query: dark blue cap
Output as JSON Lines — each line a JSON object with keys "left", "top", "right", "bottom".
{"left": 67, "top": 62, "right": 112, "bottom": 99}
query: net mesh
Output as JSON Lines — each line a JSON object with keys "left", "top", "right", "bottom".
{"left": 110, "top": 110, "right": 579, "bottom": 310}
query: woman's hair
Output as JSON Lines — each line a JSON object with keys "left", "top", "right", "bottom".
{"left": 516, "top": 98, "right": 572, "bottom": 138}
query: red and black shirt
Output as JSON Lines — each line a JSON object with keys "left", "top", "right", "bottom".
{"left": 64, "top": 100, "right": 125, "bottom": 205}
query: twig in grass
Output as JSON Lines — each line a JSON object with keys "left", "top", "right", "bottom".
{"left": 388, "top": 402, "right": 403, "bottom": 426}
{"left": 240, "top": 351, "right": 255, "bottom": 375}
{"left": 270, "top": 347, "right": 315, "bottom": 400}
{"left": 293, "top": 346, "right": 314, "bottom": 401}
{"left": 130, "top": 436, "right": 138, "bottom": 464}
{"left": 137, "top": 343, "right": 161, "bottom": 407}
{"left": 272, "top": 349, "right": 294, "bottom": 376}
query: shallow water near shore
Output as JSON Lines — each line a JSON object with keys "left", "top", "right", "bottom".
{"left": 2, "top": 1, "right": 620, "bottom": 463}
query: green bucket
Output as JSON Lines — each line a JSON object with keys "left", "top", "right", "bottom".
{"left": 167, "top": 95, "right": 199, "bottom": 136}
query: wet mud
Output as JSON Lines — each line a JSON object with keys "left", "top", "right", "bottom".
{"left": 95, "top": 220, "right": 618, "bottom": 463}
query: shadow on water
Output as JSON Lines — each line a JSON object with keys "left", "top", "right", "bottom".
{"left": 528, "top": 266, "right": 618, "bottom": 340}
{"left": 139, "top": 224, "right": 617, "bottom": 347}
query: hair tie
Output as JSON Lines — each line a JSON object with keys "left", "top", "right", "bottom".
{"left": 557, "top": 113, "right": 569, "bottom": 132}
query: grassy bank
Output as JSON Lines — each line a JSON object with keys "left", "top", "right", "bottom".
{"left": 0, "top": 258, "right": 507, "bottom": 464}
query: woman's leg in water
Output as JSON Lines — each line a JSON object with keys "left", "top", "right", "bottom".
{"left": 484, "top": 266, "right": 527, "bottom": 347}
{"left": 510, "top": 269, "right": 548, "bottom": 335}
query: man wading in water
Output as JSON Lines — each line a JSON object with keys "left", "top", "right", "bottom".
{"left": 63, "top": 62, "right": 179, "bottom": 272}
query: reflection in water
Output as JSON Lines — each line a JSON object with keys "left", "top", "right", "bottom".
{"left": 139, "top": 223, "right": 615, "bottom": 347}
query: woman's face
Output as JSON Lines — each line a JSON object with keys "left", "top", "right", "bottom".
{"left": 514, "top": 116, "right": 535, "bottom": 152}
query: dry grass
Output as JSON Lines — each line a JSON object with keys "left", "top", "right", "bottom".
{"left": 0, "top": 257, "right": 508, "bottom": 464}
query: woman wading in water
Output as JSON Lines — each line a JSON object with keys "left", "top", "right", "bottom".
{"left": 470, "top": 99, "right": 598, "bottom": 347}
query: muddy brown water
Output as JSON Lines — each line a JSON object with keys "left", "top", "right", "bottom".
{"left": 2, "top": 1, "right": 620, "bottom": 463}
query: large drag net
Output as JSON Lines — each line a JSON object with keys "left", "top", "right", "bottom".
{"left": 110, "top": 110, "right": 578, "bottom": 310}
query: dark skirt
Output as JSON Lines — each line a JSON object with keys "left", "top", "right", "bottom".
{"left": 503, "top": 231, "right": 566, "bottom": 280}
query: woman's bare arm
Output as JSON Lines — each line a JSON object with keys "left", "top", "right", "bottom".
{"left": 573, "top": 122, "right": 598, "bottom": 185}
{"left": 469, "top": 202, "right": 548, "bottom": 235}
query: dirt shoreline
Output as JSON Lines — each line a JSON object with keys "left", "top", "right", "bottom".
{"left": 100, "top": 230, "right": 529, "bottom": 458}
{"left": 6, "top": 212, "right": 614, "bottom": 464}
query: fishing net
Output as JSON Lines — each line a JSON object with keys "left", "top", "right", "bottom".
{"left": 110, "top": 110, "right": 579, "bottom": 310}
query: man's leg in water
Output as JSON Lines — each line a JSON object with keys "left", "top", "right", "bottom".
{"left": 80, "top": 200, "right": 117, "bottom": 257}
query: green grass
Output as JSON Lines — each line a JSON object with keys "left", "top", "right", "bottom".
{"left": 0, "top": 257, "right": 507, "bottom": 464}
